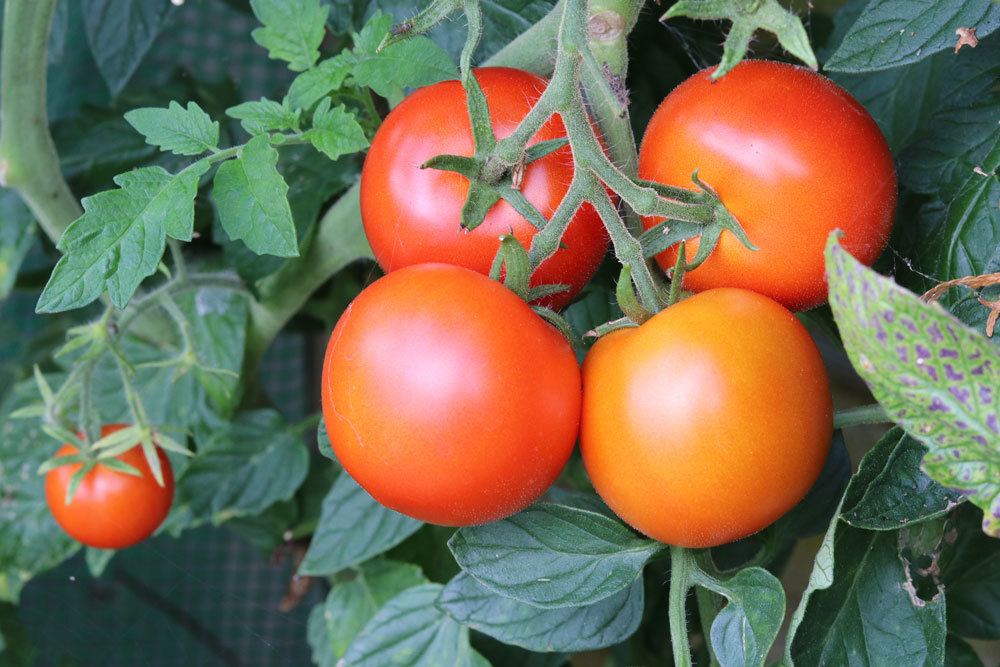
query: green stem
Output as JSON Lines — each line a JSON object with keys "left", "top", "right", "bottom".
{"left": 0, "top": 0, "right": 82, "bottom": 240}
{"left": 833, "top": 403, "right": 892, "bottom": 430}
{"left": 666, "top": 242, "right": 687, "bottom": 307}
{"left": 669, "top": 545, "right": 694, "bottom": 667}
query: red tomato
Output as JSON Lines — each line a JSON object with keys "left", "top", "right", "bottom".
{"left": 45, "top": 424, "right": 174, "bottom": 549}
{"left": 638, "top": 59, "right": 896, "bottom": 311}
{"left": 321, "top": 263, "right": 581, "bottom": 525}
{"left": 360, "top": 67, "right": 608, "bottom": 310}
{"left": 581, "top": 288, "right": 833, "bottom": 547}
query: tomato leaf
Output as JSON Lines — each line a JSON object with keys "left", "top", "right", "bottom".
{"left": 212, "top": 135, "right": 298, "bottom": 258}
{"left": 85, "top": 547, "right": 115, "bottom": 578}
{"left": 307, "top": 560, "right": 427, "bottom": 666}
{"left": 249, "top": 0, "right": 328, "bottom": 72}
{"left": 826, "top": 237, "right": 1000, "bottom": 535}
{"left": 298, "top": 473, "right": 422, "bottom": 576}
{"left": 226, "top": 98, "right": 301, "bottom": 136}
{"left": 787, "top": 516, "right": 947, "bottom": 665}
{"left": 0, "top": 379, "right": 79, "bottom": 603}
{"left": 698, "top": 567, "right": 785, "bottom": 667}
{"left": 124, "top": 101, "right": 220, "bottom": 156}
{"left": 347, "top": 13, "right": 458, "bottom": 100}
{"left": 174, "top": 409, "right": 309, "bottom": 523}
{"left": 940, "top": 505, "right": 1000, "bottom": 639}
{"left": 342, "top": 583, "right": 479, "bottom": 667}
{"left": 36, "top": 162, "right": 210, "bottom": 312}
{"left": 438, "top": 571, "right": 644, "bottom": 653}
{"left": 825, "top": 0, "right": 1000, "bottom": 72}
{"left": 306, "top": 99, "right": 370, "bottom": 161}
{"left": 0, "top": 192, "right": 37, "bottom": 302}
{"left": 842, "top": 427, "right": 965, "bottom": 531}
{"left": 288, "top": 55, "right": 354, "bottom": 111}
{"left": 448, "top": 503, "right": 661, "bottom": 608}
{"left": 81, "top": 0, "right": 173, "bottom": 94}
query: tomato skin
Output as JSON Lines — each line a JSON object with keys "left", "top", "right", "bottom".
{"left": 321, "top": 264, "right": 581, "bottom": 526}
{"left": 360, "top": 67, "right": 608, "bottom": 311}
{"left": 45, "top": 424, "right": 174, "bottom": 549}
{"left": 638, "top": 60, "right": 896, "bottom": 311}
{"left": 581, "top": 288, "right": 833, "bottom": 547}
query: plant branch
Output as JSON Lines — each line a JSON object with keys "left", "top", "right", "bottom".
{"left": 669, "top": 545, "right": 694, "bottom": 667}
{"left": 833, "top": 403, "right": 892, "bottom": 430}
{"left": 0, "top": 0, "right": 82, "bottom": 241}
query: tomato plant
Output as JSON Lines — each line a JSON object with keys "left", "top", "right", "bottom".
{"left": 45, "top": 425, "right": 174, "bottom": 550}
{"left": 361, "top": 66, "right": 608, "bottom": 310}
{"left": 638, "top": 59, "right": 897, "bottom": 311}
{"left": 321, "top": 263, "right": 581, "bottom": 525}
{"left": 582, "top": 288, "right": 833, "bottom": 547}
{"left": 0, "top": 0, "right": 997, "bottom": 665}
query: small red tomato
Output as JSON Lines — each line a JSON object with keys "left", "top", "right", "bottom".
{"left": 581, "top": 288, "right": 833, "bottom": 547}
{"left": 45, "top": 424, "right": 174, "bottom": 549}
{"left": 321, "top": 263, "right": 582, "bottom": 525}
{"left": 360, "top": 67, "right": 608, "bottom": 310}
{"left": 638, "top": 59, "right": 897, "bottom": 311}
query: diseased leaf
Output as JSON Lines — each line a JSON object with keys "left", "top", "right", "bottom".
{"left": 843, "top": 427, "right": 965, "bottom": 530}
{"left": 250, "top": 0, "right": 329, "bottom": 71}
{"left": 342, "top": 584, "right": 477, "bottom": 667}
{"left": 82, "top": 0, "right": 173, "bottom": 94}
{"left": 124, "top": 101, "right": 220, "bottom": 156}
{"left": 826, "top": 237, "right": 1000, "bottom": 535}
{"left": 226, "top": 98, "right": 300, "bottom": 136}
{"left": 449, "top": 503, "right": 661, "bottom": 608}
{"left": 37, "top": 162, "right": 210, "bottom": 312}
{"left": 175, "top": 410, "right": 309, "bottom": 523}
{"left": 307, "top": 99, "right": 369, "bottom": 161}
{"left": 438, "top": 572, "right": 644, "bottom": 653}
{"left": 308, "top": 560, "right": 427, "bottom": 666}
{"left": 788, "top": 520, "right": 947, "bottom": 665}
{"left": 298, "top": 473, "right": 422, "bottom": 576}
{"left": 212, "top": 135, "right": 298, "bottom": 257}
{"left": 826, "top": 0, "right": 1000, "bottom": 72}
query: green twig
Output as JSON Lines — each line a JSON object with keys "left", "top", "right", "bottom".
{"left": 833, "top": 403, "right": 892, "bottom": 430}
{"left": 669, "top": 546, "right": 694, "bottom": 667}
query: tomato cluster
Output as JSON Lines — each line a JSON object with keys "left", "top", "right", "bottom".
{"left": 325, "top": 61, "right": 893, "bottom": 546}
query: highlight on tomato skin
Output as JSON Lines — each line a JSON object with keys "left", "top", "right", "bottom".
{"left": 360, "top": 66, "right": 609, "bottom": 311}
{"left": 320, "top": 263, "right": 583, "bottom": 527}
{"left": 580, "top": 288, "right": 834, "bottom": 548}
{"left": 44, "top": 424, "right": 175, "bottom": 550}
{"left": 638, "top": 59, "right": 897, "bottom": 312}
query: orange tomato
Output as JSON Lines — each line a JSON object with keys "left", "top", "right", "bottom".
{"left": 581, "top": 288, "right": 833, "bottom": 547}
{"left": 321, "top": 264, "right": 581, "bottom": 525}
{"left": 638, "top": 59, "right": 896, "bottom": 311}
{"left": 45, "top": 424, "right": 174, "bottom": 549}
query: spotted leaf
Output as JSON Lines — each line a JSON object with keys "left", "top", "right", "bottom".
{"left": 826, "top": 235, "right": 1000, "bottom": 536}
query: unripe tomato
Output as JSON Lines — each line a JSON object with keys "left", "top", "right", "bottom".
{"left": 45, "top": 424, "right": 174, "bottom": 549}
{"left": 360, "top": 67, "right": 608, "bottom": 310}
{"left": 321, "top": 264, "right": 581, "bottom": 525}
{"left": 581, "top": 288, "right": 833, "bottom": 547}
{"left": 638, "top": 60, "right": 896, "bottom": 311}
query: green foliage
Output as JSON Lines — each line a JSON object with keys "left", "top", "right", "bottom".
{"left": 0, "top": 193, "right": 36, "bottom": 301}
{"left": 299, "top": 472, "right": 423, "bottom": 575}
{"left": 438, "top": 572, "right": 645, "bottom": 652}
{"left": 825, "top": 0, "right": 1000, "bottom": 72}
{"left": 449, "top": 504, "right": 661, "bottom": 608}
{"left": 36, "top": 162, "right": 209, "bottom": 312}
{"left": 307, "top": 99, "right": 370, "bottom": 160}
{"left": 124, "top": 101, "right": 220, "bottom": 156}
{"left": 701, "top": 567, "right": 784, "bottom": 667}
{"left": 81, "top": 0, "right": 174, "bottom": 94}
{"left": 226, "top": 98, "right": 302, "bottom": 135}
{"left": 250, "top": 0, "right": 329, "bottom": 71}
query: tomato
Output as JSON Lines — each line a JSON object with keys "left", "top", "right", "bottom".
{"left": 360, "top": 67, "right": 608, "bottom": 311}
{"left": 581, "top": 288, "right": 833, "bottom": 547}
{"left": 321, "top": 263, "right": 581, "bottom": 525}
{"left": 45, "top": 424, "right": 174, "bottom": 549}
{"left": 638, "top": 59, "right": 896, "bottom": 311}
